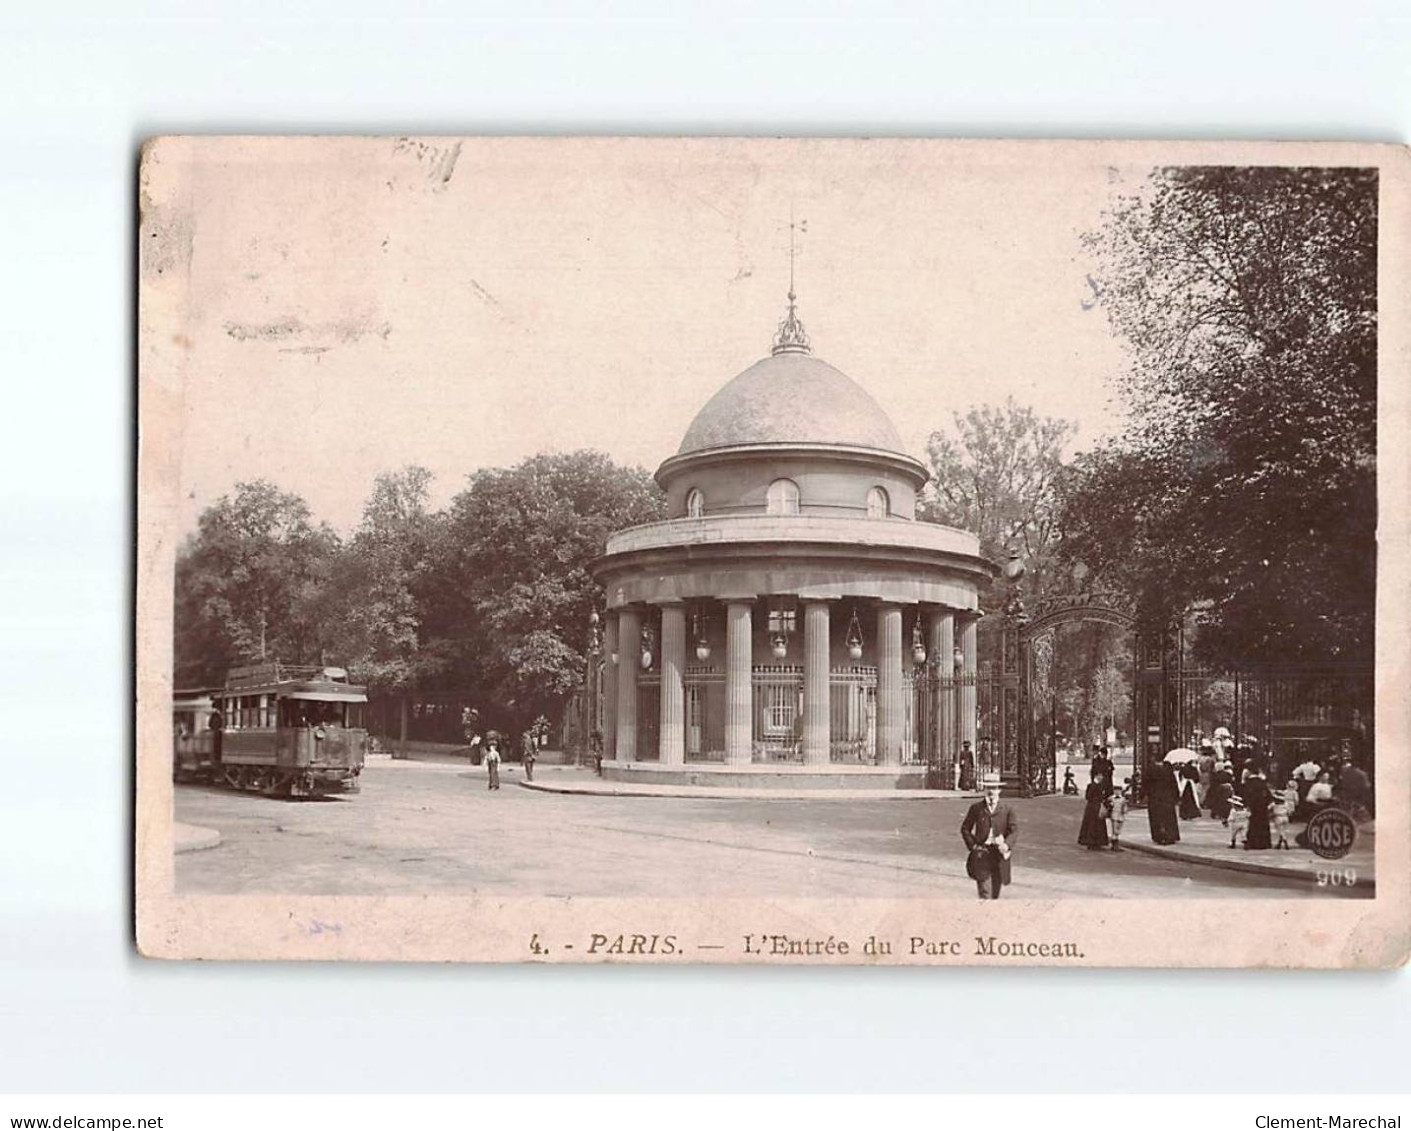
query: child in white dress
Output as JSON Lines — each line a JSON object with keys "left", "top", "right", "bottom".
{"left": 1105, "top": 780, "right": 1130, "bottom": 850}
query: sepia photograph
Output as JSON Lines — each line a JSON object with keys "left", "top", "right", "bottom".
{"left": 136, "top": 136, "right": 1409, "bottom": 965}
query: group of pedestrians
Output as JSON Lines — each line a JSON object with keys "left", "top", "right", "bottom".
{"left": 460, "top": 707, "right": 544, "bottom": 792}
{"left": 1077, "top": 743, "right": 1130, "bottom": 851}
{"left": 1141, "top": 735, "right": 1373, "bottom": 851}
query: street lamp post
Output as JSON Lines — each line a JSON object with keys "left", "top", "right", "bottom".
{"left": 583, "top": 610, "right": 601, "bottom": 770}
{"left": 1002, "top": 550, "right": 1033, "bottom": 796}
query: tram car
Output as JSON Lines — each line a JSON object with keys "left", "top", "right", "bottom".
{"left": 175, "top": 662, "right": 369, "bottom": 797}
{"left": 172, "top": 687, "right": 220, "bottom": 780}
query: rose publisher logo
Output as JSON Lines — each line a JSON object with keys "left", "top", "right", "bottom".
{"left": 1306, "top": 807, "right": 1357, "bottom": 860}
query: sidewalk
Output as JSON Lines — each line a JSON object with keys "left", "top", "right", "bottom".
{"left": 518, "top": 772, "right": 979, "bottom": 801}
{"left": 174, "top": 821, "right": 221, "bottom": 854}
{"left": 1120, "top": 811, "right": 1375, "bottom": 889}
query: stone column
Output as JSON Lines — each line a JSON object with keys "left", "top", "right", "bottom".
{"left": 930, "top": 610, "right": 955, "bottom": 777}
{"left": 959, "top": 614, "right": 979, "bottom": 753}
{"left": 658, "top": 603, "right": 686, "bottom": 766}
{"left": 875, "top": 603, "right": 904, "bottom": 766}
{"left": 615, "top": 607, "right": 641, "bottom": 762}
{"left": 602, "top": 614, "right": 619, "bottom": 761}
{"left": 725, "top": 600, "right": 753, "bottom": 766}
{"left": 803, "top": 601, "right": 831, "bottom": 765}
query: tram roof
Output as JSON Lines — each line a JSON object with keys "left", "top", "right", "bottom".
{"left": 282, "top": 681, "right": 369, "bottom": 702}
{"left": 218, "top": 679, "right": 368, "bottom": 702}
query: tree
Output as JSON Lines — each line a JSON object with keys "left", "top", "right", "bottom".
{"left": 425, "top": 450, "right": 666, "bottom": 733}
{"left": 328, "top": 467, "right": 445, "bottom": 716}
{"left": 918, "top": 397, "right": 1077, "bottom": 604}
{"left": 173, "top": 480, "right": 339, "bottom": 686}
{"left": 1063, "top": 166, "right": 1376, "bottom": 664}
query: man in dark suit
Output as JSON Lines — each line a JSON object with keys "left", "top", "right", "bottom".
{"left": 960, "top": 771, "right": 1020, "bottom": 899}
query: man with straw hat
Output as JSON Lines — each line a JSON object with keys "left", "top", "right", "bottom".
{"left": 960, "top": 771, "right": 1020, "bottom": 899}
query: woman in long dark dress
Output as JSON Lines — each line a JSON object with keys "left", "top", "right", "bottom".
{"left": 1078, "top": 776, "right": 1110, "bottom": 849}
{"left": 1178, "top": 760, "right": 1202, "bottom": 820}
{"left": 1241, "top": 771, "right": 1273, "bottom": 850}
{"left": 1146, "top": 761, "right": 1181, "bottom": 845}
{"left": 1208, "top": 763, "right": 1235, "bottom": 822}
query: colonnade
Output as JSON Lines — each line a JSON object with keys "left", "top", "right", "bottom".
{"left": 605, "top": 601, "right": 979, "bottom": 770}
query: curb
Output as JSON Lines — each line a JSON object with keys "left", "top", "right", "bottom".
{"left": 174, "top": 822, "right": 222, "bottom": 854}
{"left": 1120, "top": 839, "right": 1374, "bottom": 889}
{"left": 516, "top": 779, "right": 981, "bottom": 802}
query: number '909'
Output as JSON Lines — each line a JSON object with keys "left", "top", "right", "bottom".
{"left": 1315, "top": 868, "right": 1358, "bottom": 887}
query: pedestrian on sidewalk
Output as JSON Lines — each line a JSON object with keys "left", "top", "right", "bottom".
{"left": 1293, "top": 754, "right": 1323, "bottom": 814}
{"left": 1090, "top": 743, "right": 1115, "bottom": 798}
{"left": 1107, "top": 781, "right": 1130, "bottom": 850}
{"left": 1178, "top": 759, "right": 1202, "bottom": 820}
{"left": 484, "top": 734, "right": 502, "bottom": 791}
{"left": 1209, "top": 762, "right": 1235, "bottom": 822}
{"left": 1272, "top": 780, "right": 1296, "bottom": 849}
{"left": 1197, "top": 741, "right": 1216, "bottom": 808}
{"left": 960, "top": 772, "right": 1018, "bottom": 900}
{"left": 521, "top": 730, "right": 536, "bottom": 782}
{"left": 1146, "top": 758, "right": 1181, "bottom": 845}
{"left": 1240, "top": 768, "right": 1272, "bottom": 849}
{"left": 1078, "top": 774, "right": 1110, "bottom": 850}
{"left": 1305, "top": 771, "right": 1334, "bottom": 811}
{"left": 1335, "top": 760, "right": 1372, "bottom": 820}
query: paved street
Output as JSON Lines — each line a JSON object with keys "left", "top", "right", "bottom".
{"left": 175, "top": 760, "right": 1366, "bottom": 900}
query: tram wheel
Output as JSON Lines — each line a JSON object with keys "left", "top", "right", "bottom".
{"left": 223, "top": 766, "right": 242, "bottom": 790}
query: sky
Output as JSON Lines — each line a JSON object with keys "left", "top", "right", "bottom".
{"left": 150, "top": 137, "right": 1139, "bottom": 535}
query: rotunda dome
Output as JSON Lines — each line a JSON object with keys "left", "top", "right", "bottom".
{"left": 677, "top": 351, "right": 906, "bottom": 457}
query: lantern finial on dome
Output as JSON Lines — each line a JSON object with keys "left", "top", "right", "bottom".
{"left": 772, "top": 207, "right": 811, "bottom": 355}
{"left": 771, "top": 288, "right": 811, "bottom": 355}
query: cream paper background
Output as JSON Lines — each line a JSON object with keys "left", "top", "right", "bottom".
{"left": 136, "top": 136, "right": 1410, "bottom": 967}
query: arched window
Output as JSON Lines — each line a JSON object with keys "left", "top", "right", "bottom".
{"left": 685, "top": 488, "right": 705, "bottom": 518}
{"left": 766, "top": 478, "right": 800, "bottom": 516}
{"left": 866, "top": 486, "right": 890, "bottom": 518}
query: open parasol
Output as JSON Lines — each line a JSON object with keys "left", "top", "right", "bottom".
{"left": 1163, "top": 747, "right": 1198, "bottom": 763}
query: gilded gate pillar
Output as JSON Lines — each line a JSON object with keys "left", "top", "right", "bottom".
{"left": 658, "top": 603, "right": 686, "bottom": 766}
{"left": 615, "top": 607, "right": 641, "bottom": 762}
{"left": 803, "top": 601, "right": 831, "bottom": 766}
{"left": 929, "top": 610, "right": 955, "bottom": 781}
{"left": 725, "top": 600, "right": 753, "bottom": 766}
{"left": 602, "top": 614, "right": 619, "bottom": 761}
{"left": 876, "top": 603, "right": 904, "bottom": 766}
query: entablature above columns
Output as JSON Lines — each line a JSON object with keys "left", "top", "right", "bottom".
{"left": 600, "top": 564, "right": 983, "bottom": 612}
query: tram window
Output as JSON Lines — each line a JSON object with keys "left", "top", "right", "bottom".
{"left": 280, "top": 700, "right": 308, "bottom": 727}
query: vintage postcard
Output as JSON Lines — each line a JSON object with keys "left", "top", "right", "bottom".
{"left": 137, "top": 137, "right": 1410, "bottom": 966}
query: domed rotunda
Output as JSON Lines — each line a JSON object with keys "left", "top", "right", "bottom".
{"left": 592, "top": 294, "right": 995, "bottom": 787}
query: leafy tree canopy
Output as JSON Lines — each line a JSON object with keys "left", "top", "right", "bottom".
{"left": 421, "top": 450, "right": 665, "bottom": 729}
{"left": 919, "top": 396, "right": 1077, "bottom": 606}
{"left": 173, "top": 480, "right": 339, "bottom": 686}
{"left": 1061, "top": 166, "right": 1376, "bottom": 664}
{"left": 327, "top": 466, "right": 445, "bottom": 694}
